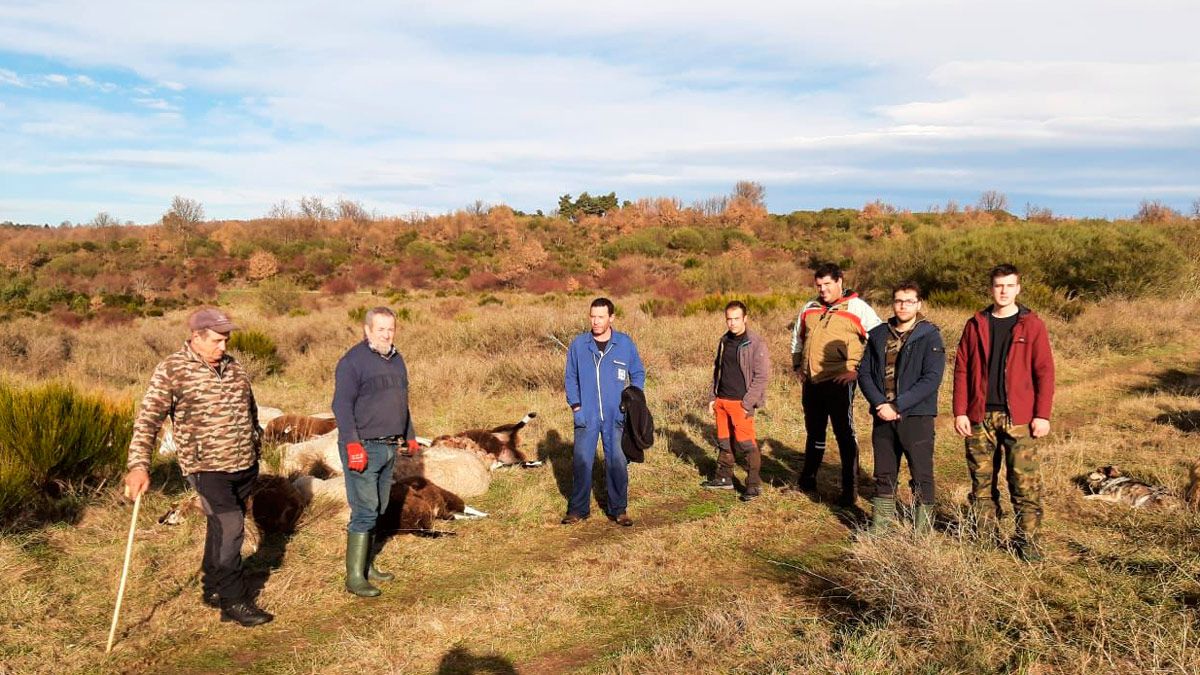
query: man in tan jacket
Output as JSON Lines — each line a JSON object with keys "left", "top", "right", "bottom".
{"left": 124, "top": 307, "right": 272, "bottom": 627}
{"left": 790, "top": 263, "right": 882, "bottom": 506}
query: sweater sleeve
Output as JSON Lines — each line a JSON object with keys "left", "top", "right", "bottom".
{"left": 789, "top": 306, "right": 807, "bottom": 369}
{"left": 331, "top": 354, "right": 361, "bottom": 444}
{"left": 743, "top": 337, "right": 770, "bottom": 410}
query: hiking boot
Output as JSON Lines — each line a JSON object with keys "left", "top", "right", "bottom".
{"left": 1015, "top": 533, "right": 1045, "bottom": 563}
{"left": 345, "top": 531, "right": 381, "bottom": 598}
{"left": 560, "top": 513, "right": 588, "bottom": 525}
{"left": 202, "top": 591, "right": 221, "bottom": 609}
{"left": 700, "top": 477, "right": 735, "bottom": 490}
{"left": 868, "top": 497, "right": 895, "bottom": 535}
{"left": 739, "top": 487, "right": 761, "bottom": 502}
{"left": 836, "top": 492, "right": 857, "bottom": 509}
{"left": 219, "top": 599, "right": 273, "bottom": 627}
{"left": 797, "top": 474, "right": 817, "bottom": 492}
{"left": 611, "top": 513, "right": 634, "bottom": 527}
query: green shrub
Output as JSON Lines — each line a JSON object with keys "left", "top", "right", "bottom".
{"left": 0, "top": 380, "right": 133, "bottom": 518}
{"left": 863, "top": 222, "right": 1185, "bottom": 313}
{"left": 602, "top": 228, "right": 669, "bottom": 258}
{"left": 228, "top": 330, "right": 283, "bottom": 375}
{"left": 348, "top": 305, "right": 368, "bottom": 324}
{"left": 682, "top": 292, "right": 803, "bottom": 317}
{"left": 256, "top": 278, "right": 302, "bottom": 316}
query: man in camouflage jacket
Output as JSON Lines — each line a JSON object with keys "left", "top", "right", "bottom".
{"left": 124, "top": 307, "right": 272, "bottom": 627}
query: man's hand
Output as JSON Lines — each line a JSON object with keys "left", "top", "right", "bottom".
{"left": 1030, "top": 417, "right": 1051, "bottom": 438}
{"left": 707, "top": 400, "right": 715, "bottom": 415}
{"left": 954, "top": 415, "right": 973, "bottom": 437}
{"left": 875, "top": 403, "right": 899, "bottom": 422}
{"left": 403, "top": 439, "right": 421, "bottom": 457}
{"left": 346, "top": 442, "right": 367, "bottom": 472}
{"left": 833, "top": 370, "right": 857, "bottom": 385}
{"left": 124, "top": 468, "right": 150, "bottom": 500}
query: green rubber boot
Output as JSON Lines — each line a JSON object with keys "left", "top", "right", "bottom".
{"left": 367, "top": 531, "right": 394, "bottom": 582}
{"left": 345, "top": 532, "right": 381, "bottom": 597}
{"left": 868, "top": 497, "right": 896, "bottom": 535}
{"left": 913, "top": 503, "right": 934, "bottom": 535}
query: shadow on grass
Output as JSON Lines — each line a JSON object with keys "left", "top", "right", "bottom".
{"left": 436, "top": 644, "right": 516, "bottom": 675}
{"left": 1152, "top": 409, "right": 1200, "bottom": 433}
{"left": 1129, "top": 365, "right": 1200, "bottom": 397}
{"left": 244, "top": 531, "right": 292, "bottom": 602}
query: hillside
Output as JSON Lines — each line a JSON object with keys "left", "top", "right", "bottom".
{"left": 2, "top": 291, "right": 1199, "bottom": 673}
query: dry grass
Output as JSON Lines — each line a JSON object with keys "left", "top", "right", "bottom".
{"left": 1, "top": 292, "right": 1199, "bottom": 673}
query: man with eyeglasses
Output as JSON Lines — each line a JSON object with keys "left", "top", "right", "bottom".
{"left": 858, "top": 281, "right": 946, "bottom": 534}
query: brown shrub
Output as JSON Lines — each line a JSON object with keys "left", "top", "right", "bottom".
{"left": 389, "top": 258, "right": 431, "bottom": 290}
{"left": 321, "top": 275, "right": 357, "bottom": 296}
{"left": 466, "top": 271, "right": 503, "bottom": 291}
{"left": 350, "top": 261, "right": 387, "bottom": 288}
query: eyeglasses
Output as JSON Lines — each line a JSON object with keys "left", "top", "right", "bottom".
{"left": 892, "top": 299, "right": 920, "bottom": 307}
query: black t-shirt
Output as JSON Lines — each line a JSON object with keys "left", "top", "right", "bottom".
{"left": 986, "top": 313, "right": 1019, "bottom": 411}
{"left": 594, "top": 338, "right": 609, "bottom": 354}
{"left": 716, "top": 332, "right": 748, "bottom": 400}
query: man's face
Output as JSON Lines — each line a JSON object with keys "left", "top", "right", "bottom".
{"left": 365, "top": 314, "right": 397, "bottom": 352}
{"left": 815, "top": 275, "right": 844, "bottom": 304}
{"left": 991, "top": 274, "right": 1021, "bottom": 310}
{"left": 725, "top": 308, "right": 747, "bottom": 335}
{"left": 191, "top": 329, "right": 229, "bottom": 366}
{"left": 589, "top": 306, "right": 613, "bottom": 336}
{"left": 892, "top": 290, "right": 922, "bottom": 323}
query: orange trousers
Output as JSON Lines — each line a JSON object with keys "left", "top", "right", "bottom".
{"left": 714, "top": 398, "right": 761, "bottom": 488}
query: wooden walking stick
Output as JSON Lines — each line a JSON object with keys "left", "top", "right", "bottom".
{"left": 106, "top": 492, "right": 142, "bottom": 654}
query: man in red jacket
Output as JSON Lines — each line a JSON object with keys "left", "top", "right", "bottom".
{"left": 953, "top": 264, "right": 1055, "bottom": 561}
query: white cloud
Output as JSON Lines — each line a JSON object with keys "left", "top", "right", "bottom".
{"left": 0, "top": 1, "right": 1196, "bottom": 221}
{"left": 0, "top": 68, "right": 26, "bottom": 86}
{"left": 43, "top": 73, "right": 69, "bottom": 85}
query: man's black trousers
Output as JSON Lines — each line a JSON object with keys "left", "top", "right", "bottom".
{"left": 800, "top": 379, "right": 860, "bottom": 499}
{"left": 186, "top": 465, "right": 258, "bottom": 602}
{"left": 871, "top": 415, "right": 936, "bottom": 504}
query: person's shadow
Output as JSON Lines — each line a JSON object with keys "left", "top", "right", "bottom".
{"left": 538, "top": 429, "right": 574, "bottom": 499}
{"left": 436, "top": 645, "right": 516, "bottom": 674}
{"left": 665, "top": 413, "right": 718, "bottom": 478}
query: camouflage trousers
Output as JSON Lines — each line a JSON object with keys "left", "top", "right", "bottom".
{"left": 964, "top": 411, "right": 1043, "bottom": 539}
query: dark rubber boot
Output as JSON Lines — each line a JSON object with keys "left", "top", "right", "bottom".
{"left": 367, "top": 531, "right": 394, "bottom": 582}
{"left": 345, "top": 532, "right": 381, "bottom": 597}
{"left": 868, "top": 497, "right": 896, "bottom": 535}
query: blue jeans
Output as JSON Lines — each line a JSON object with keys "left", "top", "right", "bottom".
{"left": 569, "top": 416, "right": 628, "bottom": 517}
{"left": 339, "top": 439, "right": 397, "bottom": 533}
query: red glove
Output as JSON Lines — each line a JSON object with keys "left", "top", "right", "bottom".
{"left": 404, "top": 439, "right": 420, "bottom": 457}
{"left": 346, "top": 442, "right": 367, "bottom": 472}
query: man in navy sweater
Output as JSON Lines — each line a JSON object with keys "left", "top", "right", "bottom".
{"left": 563, "top": 298, "right": 646, "bottom": 527}
{"left": 332, "top": 306, "right": 419, "bottom": 597}
{"left": 859, "top": 281, "right": 946, "bottom": 534}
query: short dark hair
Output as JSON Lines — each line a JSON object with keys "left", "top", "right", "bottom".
{"left": 812, "top": 262, "right": 843, "bottom": 281}
{"left": 990, "top": 263, "right": 1020, "bottom": 282}
{"left": 724, "top": 300, "right": 748, "bottom": 316}
{"left": 590, "top": 297, "right": 615, "bottom": 315}
{"left": 363, "top": 306, "right": 396, "bottom": 326}
{"left": 892, "top": 280, "right": 922, "bottom": 299}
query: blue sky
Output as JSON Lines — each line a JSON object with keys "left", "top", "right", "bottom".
{"left": 1, "top": 0, "right": 1197, "bottom": 224}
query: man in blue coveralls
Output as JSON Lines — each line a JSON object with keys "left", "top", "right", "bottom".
{"left": 562, "top": 297, "right": 647, "bottom": 527}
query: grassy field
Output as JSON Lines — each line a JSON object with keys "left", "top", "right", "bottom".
{"left": 2, "top": 291, "right": 1199, "bottom": 674}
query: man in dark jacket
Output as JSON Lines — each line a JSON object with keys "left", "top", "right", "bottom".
{"left": 859, "top": 281, "right": 945, "bottom": 534}
{"left": 952, "top": 264, "right": 1055, "bottom": 561}
{"left": 702, "top": 301, "right": 770, "bottom": 501}
{"left": 332, "top": 306, "right": 420, "bottom": 596}
{"left": 563, "top": 298, "right": 647, "bottom": 527}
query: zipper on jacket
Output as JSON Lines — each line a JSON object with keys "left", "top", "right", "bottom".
{"left": 594, "top": 343, "right": 610, "bottom": 422}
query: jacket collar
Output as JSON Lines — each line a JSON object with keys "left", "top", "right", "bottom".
{"left": 183, "top": 340, "right": 231, "bottom": 374}
{"left": 818, "top": 290, "right": 859, "bottom": 309}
